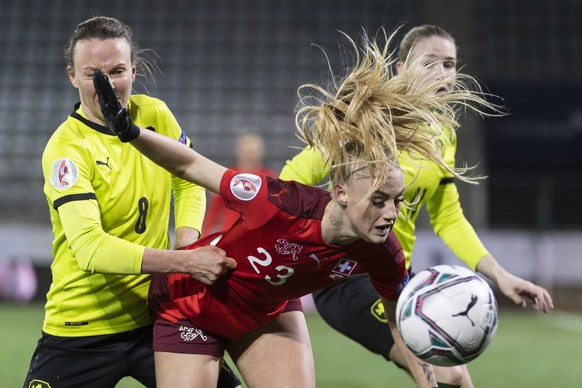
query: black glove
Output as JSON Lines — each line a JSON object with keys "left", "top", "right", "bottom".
{"left": 92, "top": 70, "right": 140, "bottom": 142}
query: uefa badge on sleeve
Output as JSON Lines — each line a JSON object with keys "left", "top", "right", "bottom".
{"left": 230, "top": 173, "right": 261, "bottom": 201}
{"left": 50, "top": 158, "right": 79, "bottom": 190}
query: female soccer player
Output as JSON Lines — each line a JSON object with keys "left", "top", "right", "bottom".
{"left": 280, "top": 24, "right": 554, "bottom": 387}
{"left": 94, "top": 28, "right": 494, "bottom": 387}
{"left": 24, "top": 16, "right": 239, "bottom": 388}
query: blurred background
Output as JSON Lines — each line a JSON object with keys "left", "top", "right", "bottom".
{"left": 0, "top": 0, "right": 581, "bottom": 305}
{"left": 0, "top": 1, "right": 581, "bottom": 386}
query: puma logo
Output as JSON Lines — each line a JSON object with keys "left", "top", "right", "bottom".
{"left": 270, "top": 188, "right": 288, "bottom": 203}
{"left": 452, "top": 294, "right": 478, "bottom": 326}
{"left": 308, "top": 253, "right": 329, "bottom": 267}
{"left": 96, "top": 157, "right": 112, "bottom": 170}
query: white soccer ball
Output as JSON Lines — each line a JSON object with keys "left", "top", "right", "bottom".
{"left": 396, "top": 265, "right": 498, "bottom": 366}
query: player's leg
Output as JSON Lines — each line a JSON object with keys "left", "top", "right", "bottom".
{"left": 388, "top": 346, "right": 474, "bottom": 388}
{"left": 125, "top": 325, "right": 156, "bottom": 387}
{"left": 152, "top": 314, "right": 233, "bottom": 387}
{"left": 228, "top": 310, "right": 315, "bottom": 388}
{"left": 313, "top": 273, "right": 395, "bottom": 357}
{"left": 154, "top": 351, "right": 221, "bottom": 388}
{"left": 23, "top": 331, "right": 131, "bottom": 388}
{"left": 127, "top": 324, "right": 241, "bottom": 388}
{"left": 217, "top": 361, "right": 243, "bottom": 388}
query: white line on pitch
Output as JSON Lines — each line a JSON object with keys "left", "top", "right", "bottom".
{"left": 542, "top": 310, "right": 582, "bottom": 335}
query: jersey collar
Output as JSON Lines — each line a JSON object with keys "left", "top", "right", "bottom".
{"left": 69, "top": 102, "right": 116, "bottom": 136}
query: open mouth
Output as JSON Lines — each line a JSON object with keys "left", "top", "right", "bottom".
{"left": 375, "top": 221, "right": 394, "bottom": 235}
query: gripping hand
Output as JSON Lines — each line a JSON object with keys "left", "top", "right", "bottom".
{"left": 92, "top": 70, "right": 140, "bottom": 142}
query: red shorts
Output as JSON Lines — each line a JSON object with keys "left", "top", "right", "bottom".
{"left": 153, "top": 298, "right": 304, "bottom": 357}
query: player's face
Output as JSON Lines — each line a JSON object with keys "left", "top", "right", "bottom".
{"left": 400, "top": 35, "right": 457, "bottom": 95}
{"left": 342, "top": 168, "right": 405, "bottom": 244}
{"left": 236, "top": 134, "right": 265, "bottom": 167}
{"left": 68, "top": 38, "right": 136, "bottom": 125}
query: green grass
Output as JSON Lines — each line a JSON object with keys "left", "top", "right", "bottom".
{"left": 309, "top": 308, "right": 582, "bottom": 387}
{"left": 3, "top": 303, "right": 581, "bottom": 387}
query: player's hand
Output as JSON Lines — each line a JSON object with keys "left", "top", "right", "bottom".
{"left": 497, "top": 271, "right": 554, "bottom": 313}
{"left": 476, "top": 254, "right": 554, "bottom": 313}
{"left": 183, "top": 245, "right": 237, "bottom": 285}
{"left": 92, "top": 69, "right": 140, "bottom": 142}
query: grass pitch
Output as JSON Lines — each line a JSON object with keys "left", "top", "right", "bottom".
{"left": 3, "top": 302, "right": 581, "bottom": 387}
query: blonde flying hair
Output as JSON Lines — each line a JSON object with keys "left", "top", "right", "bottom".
{"left": 295, "top": 28, "right": 499, "bottom": 199}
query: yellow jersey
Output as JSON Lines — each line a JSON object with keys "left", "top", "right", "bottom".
{"left": 41, "top": 95, "right": 205, "bottom": 336}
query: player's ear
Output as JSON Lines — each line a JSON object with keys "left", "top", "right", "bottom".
{"left": 333, "top": 183, "right": 348, "bottom": 207}
{"left": 67, "top": 65, "right": 79, "bottom": 88}
{"left": 395, "top": 60, "right": 405, "bottom": 75}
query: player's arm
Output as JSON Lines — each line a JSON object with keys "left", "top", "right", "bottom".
{"left": 57, "top": 198, "right": 234, "bottom": 283}
{"left": 427, "top": 180, "right": 488, "bottom": 269}
{"left": 429, "top": 182, "right": 553, "bottom": 313}
{"left": 476, "top": 254, "right": 553, "bottom": 313}
{"left": 172, "top": 170, "right": 205, "bottom": 248}
{"left": 381, "top": 297, "right": 438, "bottom": 388}
{"left": 173, "top": 227, "right": 200, "bottom": 249}
{"left": 58, "top": 199, "right": 146, "bottom": 274}
{"left": 141, "top": 244, "right": 235, "bottom": 285}
{"left": 93, "top": 69, "right": 226, "bottom": 195}
{"left": 91, "top": 70, "right": 236, "bottom": 282}
{"left": 159, "top": 107, "right": 206, "bottom": 247}
{"left": 426, "top": 128, "right": 487, "bottom": 269}
{"left": 172, "top": 173, "right": 205, "bottom": 248}
{"left": 134, "top": 129, "right": 225, "bottom": 194}
{"left": 430, "top": 182, "right": 554, "bottom": 313}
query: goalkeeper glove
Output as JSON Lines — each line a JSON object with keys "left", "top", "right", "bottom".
{"left": 92, "top": 69, "right": 140, "bottom": 142}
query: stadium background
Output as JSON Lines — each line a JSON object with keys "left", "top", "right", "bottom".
{"left": 0, "top": 0, "right": 581, "bottom": 386}
{"left": 1, "top": 0, "right": 581, "bottom": 302}
{"left": 1, "top": 0, "right": 581, "bottom": 228}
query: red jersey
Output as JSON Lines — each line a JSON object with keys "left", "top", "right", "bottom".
{"left": 151, "top": 169, "right": 409, "bottom": 339}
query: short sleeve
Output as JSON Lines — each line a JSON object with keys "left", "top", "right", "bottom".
{"left": 219, "top": 169, "right": 277, "bottom": 229}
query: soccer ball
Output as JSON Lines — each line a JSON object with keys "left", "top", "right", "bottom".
{"left": 396, "top": 265, "right": 498, "bottom": 366}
